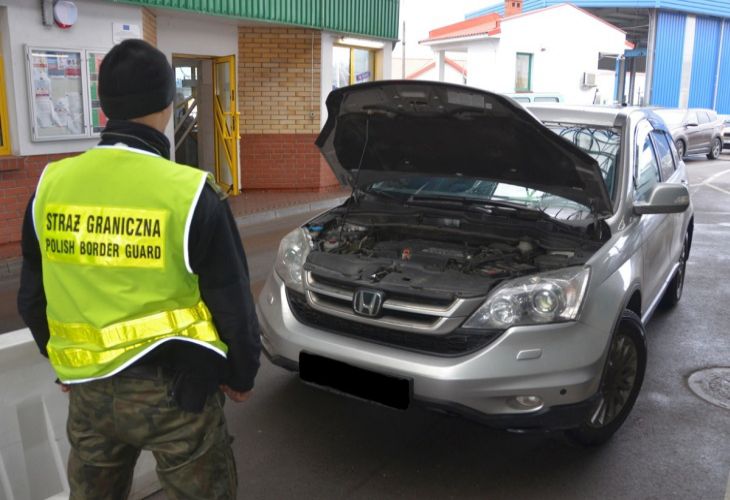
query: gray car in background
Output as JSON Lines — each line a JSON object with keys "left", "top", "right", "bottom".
{"left": 721, "top": 114, "right": 730, "bottom": 149}
{"left": 654, "top": 108, "right": 724, "bottom": 159}
{"left": 257, "top": 82, "right": 693, "bottom": 446}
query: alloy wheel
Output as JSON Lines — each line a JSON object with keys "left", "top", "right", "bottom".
{"left": 710, "top": 138, "right": 721, "bottom": 159}
{"left": 588, "top": 332, "right": 639, "bottom": 428}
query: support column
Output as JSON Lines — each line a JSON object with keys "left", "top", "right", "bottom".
{"left": 628, "top": 57, "right": 637, "bottom": 105}
{"left": 435, "top": 50, "right": 445, "bottom": 82}
{"left": 678, "top": 15, "right": 696, "bottom": 108}
{"left": 644, "top": 9, "right": 656, "bottom": 105}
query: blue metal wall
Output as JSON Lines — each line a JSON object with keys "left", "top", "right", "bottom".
{"left": 716, "top": 21, "right": 730, "bottom": 113}
{"left": 688, "top": 17, "right": 722, "bottom": 108}
{"left": 651, "top": 11, "right": 686, "bottom": 107}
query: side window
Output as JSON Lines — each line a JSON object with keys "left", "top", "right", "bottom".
{"left": 515, "top": 53, "right": 533, "bottom": 92}
{"left": 697, "top": 111, "right": 710, "bottom": 124}
{"left": 635, "top": 122, "right": 661, "bottom": 202}
{"left": 686, "top": 111, "right": 698, "bottom": 125}
{"left": 651, "top": 130, "right": 676, "bottom": 180}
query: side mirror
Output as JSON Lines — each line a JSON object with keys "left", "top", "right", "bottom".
{"left": 634, "top": 183, "right": 690, "bottom": 215}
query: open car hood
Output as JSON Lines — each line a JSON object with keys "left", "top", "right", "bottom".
{"left": 316, "top": 81, "right": 612, "bottom": 216}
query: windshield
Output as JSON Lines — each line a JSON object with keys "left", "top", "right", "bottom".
{"left": 367, "top": 177, "right": 594, "bottom": 222}
{"left": 366, "top": 123, "right": 619, "bottom": 222}
{"left": 545, "top": 123, "right": 620, "bottom": 199}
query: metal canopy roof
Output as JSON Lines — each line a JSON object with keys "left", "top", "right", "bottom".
{"left": 469, "top": 1, "right": 730, "bottom": 20}
{"left": 106, "top": 0, "right": 400, "bottom": 40}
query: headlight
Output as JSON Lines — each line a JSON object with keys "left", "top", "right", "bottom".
{"left": 462, "top": 267, "right": 590, "bottom": 330}
{"left": 274, "top": 228, "right": 312, "bottom": 292}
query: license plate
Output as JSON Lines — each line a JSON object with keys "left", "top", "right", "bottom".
{"left": 299, "top": 352, "right": 410, "bottom": 410}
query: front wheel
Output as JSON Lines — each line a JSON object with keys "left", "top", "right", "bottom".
{"left": 707, "top": 137, "right": 722, "bottom": 160}
{"left": 565, "top": 310, "right": 647, "bottom": 446}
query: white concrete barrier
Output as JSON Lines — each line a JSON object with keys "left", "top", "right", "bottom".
{"left": 0, "top": 329, "right": 159, "bottom": 500}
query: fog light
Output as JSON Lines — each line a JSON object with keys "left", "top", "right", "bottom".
{"left": 514, "top": 395, "right": 543, "bottom": 409}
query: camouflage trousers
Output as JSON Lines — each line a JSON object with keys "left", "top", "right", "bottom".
{"left": 66, "top": 369, "right": 237, "bottom": 500}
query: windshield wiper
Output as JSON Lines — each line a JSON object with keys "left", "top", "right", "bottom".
{"left": 362, "top": 187, "right": 406, "bottom": 204}
{"left": 405, "top": 194, "right": 536, "bottom": 214}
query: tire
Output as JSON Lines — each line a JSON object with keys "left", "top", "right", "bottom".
{"left": 675, "top": 140, "right": 685, "bottom": 159}
{"left": 660, "top": 233, "right": 689, "bottom": 309}
{"left": 565, "top": 310, "right": 647, "bottom": 447}
{"left": 707, "top": 137, "right": 722, "bottom": 160}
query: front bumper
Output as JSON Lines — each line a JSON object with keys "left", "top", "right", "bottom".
{"left": 258, "top": 272, "right": 610, "bottom": 430}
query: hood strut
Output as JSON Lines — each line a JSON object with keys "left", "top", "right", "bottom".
{"left": 338, "top": 117, "right": 371, "bottom": 242}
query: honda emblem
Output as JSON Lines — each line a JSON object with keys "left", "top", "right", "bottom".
{"left": 352, "top": 289, "right": 385, "bottom": 317}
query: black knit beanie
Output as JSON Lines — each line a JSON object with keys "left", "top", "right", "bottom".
{"left": 98, "top": 39, "right": 175, "bottom": 120}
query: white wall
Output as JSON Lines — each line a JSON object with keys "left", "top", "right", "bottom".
{"left": 495, "top": 5, "right": 626, "bottom": 104}
{"left": 320, "top": 33, "right": 335, "bottom": 130}
{"left": 465, "top": 40, "right": 499, "bottom": 88}
{"left": 0, "top": 0, "right": 142, "bottom": 156}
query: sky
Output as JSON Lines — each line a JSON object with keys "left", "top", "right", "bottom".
{"left": 394, "top": 0, "right": 499, "bottom": 59}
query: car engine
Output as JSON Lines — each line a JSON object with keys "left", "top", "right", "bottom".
{"left": 302, "top": 214, "right": 600, "bottom": 299}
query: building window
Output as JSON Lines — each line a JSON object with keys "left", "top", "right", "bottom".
{"left": 515, "top": 52, "right": 532, "bottom": 93}
{"left": 332, "top": 45, "right": 374, "bottom": 90}
{"left": 0, "top": 48, "right": 11, "bottom": 155}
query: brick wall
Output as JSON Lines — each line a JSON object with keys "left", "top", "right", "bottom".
{"left": 142, "top": 8, "right": 157, "bottom": 47}
{"left": 237, "top": 27, "right": 338, "bottom": 190}
{"left": 0, "top": 153, "right": 78, "bottom": 259}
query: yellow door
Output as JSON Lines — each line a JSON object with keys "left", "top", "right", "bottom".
{"left": 213, "top": 55, "right": 240, "bottom": 195}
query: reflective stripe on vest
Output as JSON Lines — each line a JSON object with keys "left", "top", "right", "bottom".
{"left": 48, "top": 300, "right": 227, "bottom": 382}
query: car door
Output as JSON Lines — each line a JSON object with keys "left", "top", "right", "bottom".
{"left": 696, "top": 110, "right": 713, "bottom": 152}
{"left": 635, "top": 120, "right": 676, "bottom": 309}
{"left": 650, "top": 128, "right": 686, "bottom": 263}
{"left": 683, "top": 110, "right": 703, "bottom": 153}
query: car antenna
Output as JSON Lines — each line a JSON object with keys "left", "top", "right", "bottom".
{"left": 338, "top": 116, "right": 370, "bottom": 244}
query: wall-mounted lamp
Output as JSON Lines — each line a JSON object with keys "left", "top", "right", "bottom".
{"left": 338, "top": 37, "right": 385, "bottom": 49}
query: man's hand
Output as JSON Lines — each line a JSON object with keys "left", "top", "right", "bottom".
{"left": 220, "top": 385, "right": 252, "bottom": 403}
{"left": 59, "top": 383, "right": 71, "bottom": 393}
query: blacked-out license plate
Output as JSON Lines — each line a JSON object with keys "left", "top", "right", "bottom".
{"left": 299, "top": 352, "right": 410, "bottom": 410}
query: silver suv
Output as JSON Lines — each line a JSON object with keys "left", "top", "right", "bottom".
{"left": 257, "top": 82, "right": 693, "bottom": 445}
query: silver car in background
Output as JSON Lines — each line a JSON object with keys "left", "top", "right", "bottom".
{"left": 654, "top": 108, "right": 724, "bottom": 159}
{"left": 257, "top": 82, "right": 693, "bottom": 446}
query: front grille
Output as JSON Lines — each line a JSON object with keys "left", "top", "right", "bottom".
{"left": 311, "top": 273, "right": 454, "bottom": 307}
{"left": 286, "top": 289, "right": 501, "bottom": 357}
{"left": 304, "top": 271, "right": 483, "bottom": 335}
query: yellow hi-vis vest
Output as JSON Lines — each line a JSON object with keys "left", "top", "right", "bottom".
{"left": 33, "top": 144, "right": 228, "bottom": 383}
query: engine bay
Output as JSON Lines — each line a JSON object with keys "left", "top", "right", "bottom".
{"left": 302, "top": 210, "right": 602, "bottom": 299}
